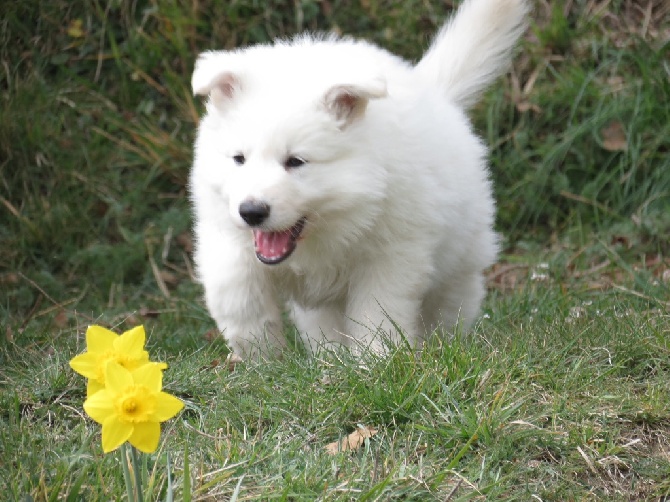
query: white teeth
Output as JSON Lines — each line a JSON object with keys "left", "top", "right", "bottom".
{"left": 252, "top": 217, "right": 305, "bottom": 263}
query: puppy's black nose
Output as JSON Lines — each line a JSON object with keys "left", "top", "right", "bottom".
{"left": 239, "top": 200, "right": 270, "bottom": 227}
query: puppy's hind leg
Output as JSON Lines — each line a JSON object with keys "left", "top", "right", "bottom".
{"left": 345, "top": 249, "right": 434, "bottom": 355}
{"left": 421, "top": 272, "right": 487, "bottom": 336}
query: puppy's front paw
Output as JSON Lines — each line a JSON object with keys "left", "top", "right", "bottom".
{"left": 348, "top": 331, "right": 395, "bottom": 358}
{"left": 225, "top": 327, "right": 287, "bottom": 361}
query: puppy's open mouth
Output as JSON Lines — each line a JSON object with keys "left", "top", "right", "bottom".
{"left": 252, "top": 217, "right": 306, "bottom": 265}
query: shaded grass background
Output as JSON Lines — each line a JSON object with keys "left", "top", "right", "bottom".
{"left": 1, "top": 0, "right": 668, "bottom": 319}
{"left": 1, "top": 0, "right": 669, "bottom": 499}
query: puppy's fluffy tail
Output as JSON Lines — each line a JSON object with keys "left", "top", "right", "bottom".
{"left": 415, "top": 0, "right": 528, "bottom": 109}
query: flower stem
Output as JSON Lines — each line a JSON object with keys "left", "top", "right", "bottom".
{"left": 130, "top": 445, "right": 145, "bottom": 502}
{"left": 120, "top": 443, "right": 135, "bottom": 501}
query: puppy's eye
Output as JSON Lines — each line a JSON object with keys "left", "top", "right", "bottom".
{"left": 284, "top": 156, "right": 306, "bottom": 169}
{"left": 232, "top": 154, "right": 246, "bottom": 166}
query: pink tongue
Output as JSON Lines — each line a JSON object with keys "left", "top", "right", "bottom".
{"left": 253, "top": 229, "right": 293, "bottom": 260}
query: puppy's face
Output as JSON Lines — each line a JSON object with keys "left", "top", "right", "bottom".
{"left": 191, "top": 46, "right": 388, "bottom": 265}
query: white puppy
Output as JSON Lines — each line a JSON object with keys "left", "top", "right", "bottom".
{"left": 190, "top": 0, "right": 528, "bottom": 357}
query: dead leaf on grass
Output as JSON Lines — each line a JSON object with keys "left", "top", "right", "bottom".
{"left": 53, "top": 310, "right": 68, "bottom": 328}
{"left": 203, "top": 329, "right": 219, "bottom": 342}
{"left": 226, "top": 353, "right": 244, "bottom": 371}
{"left": 515, "top": 100, "right": 542, "bottom": 113}
{"left": 325, "top": 425, "right": 377, "bottom": 454}
{"left": 160, "top": 269, "right": 179, "bottom": 285}
{"left": 139, "top": 307, "right": 161, "bottom": 319}
{"left": 149, "top": 254, "right": 170, "bottom": 298}
{"left": 510, "top": 68, "right": 542, "bottom": 114}
{"left": 486, "top": 263, "right": 528, "bottom": 291}
{"left": 606, "top": 76, "right": 625, "bottom": 94}
{"left": 198, "top": 351, "right": 242, "bottom": 372}
{"left": 600, "top": 120, "right": 628, "bottom": 152}
{"left": 0, "top": 273, "right": 19, "bottom": 285}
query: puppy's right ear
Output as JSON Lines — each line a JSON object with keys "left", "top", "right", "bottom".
{"left": 192, "top": 52, "right": 240, "bottom": 111}
{"left": 323, "top": 77, "right": 387, "bottom": 128}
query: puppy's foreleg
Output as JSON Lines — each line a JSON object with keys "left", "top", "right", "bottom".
{"left": 196, "top": 228, "right": 285, "bottom": 359}
{"left": 205, "top": 281, "right": 285, "bottom": 359}
{"left": 289, "top": 301, "right": 347, "bottom": 355}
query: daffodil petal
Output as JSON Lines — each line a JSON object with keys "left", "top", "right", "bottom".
{"left": 128, "top": 421, "right": 161, "bottom": 453}
{"left": 86, "top": 325, "right": 117, "bottom": 352}
{"left": 101, "top": 415, "right": 133, "bottom": 453}
{"left": 69, "top": 352, "right": 100, "bottom": 379}
{"left": 114, "top": 325, "right": 146, "bottom": 355}
{"left": 131, "top": 363, "right": 163, "bottom": 392}
{"left": 86, "top": 379, "right": 105, "bottom": 398}
{"left": 152, "top": 392, "right": 184, "bottom": 421}
{"left": 104, "top": 361, "right": 133, "bottom": 394}
{"left": 83, "top": 390, "right": 115, "bottom": 424}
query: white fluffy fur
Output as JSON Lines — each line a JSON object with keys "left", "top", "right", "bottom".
{"left": 190, "top": 0, "right": 528, "bottom": 357}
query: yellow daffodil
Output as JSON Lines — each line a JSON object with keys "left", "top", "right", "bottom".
{"left": 70, "top": 325, "right": 166, "bottom": 396}
{"left": 83, "top": 361, "right": 184, "bottom": 453}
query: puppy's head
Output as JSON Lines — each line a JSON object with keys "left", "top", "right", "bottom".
{"left": 190, "top": 40, "right": 389, "bottom": 265}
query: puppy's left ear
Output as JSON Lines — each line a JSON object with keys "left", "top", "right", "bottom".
{"left": 323, "top": 78, "right": 387, "bottom": 127}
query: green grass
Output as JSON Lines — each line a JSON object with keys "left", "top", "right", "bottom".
{"left": 2, "top": 272, "right": 669, "bottom": 499}
{"left": 1, "top": 0, "right": 669, "bottom": 500}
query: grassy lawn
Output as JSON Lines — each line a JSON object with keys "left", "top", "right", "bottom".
{"left": 1, "top": 0, "right": 669, "bottom": 500}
